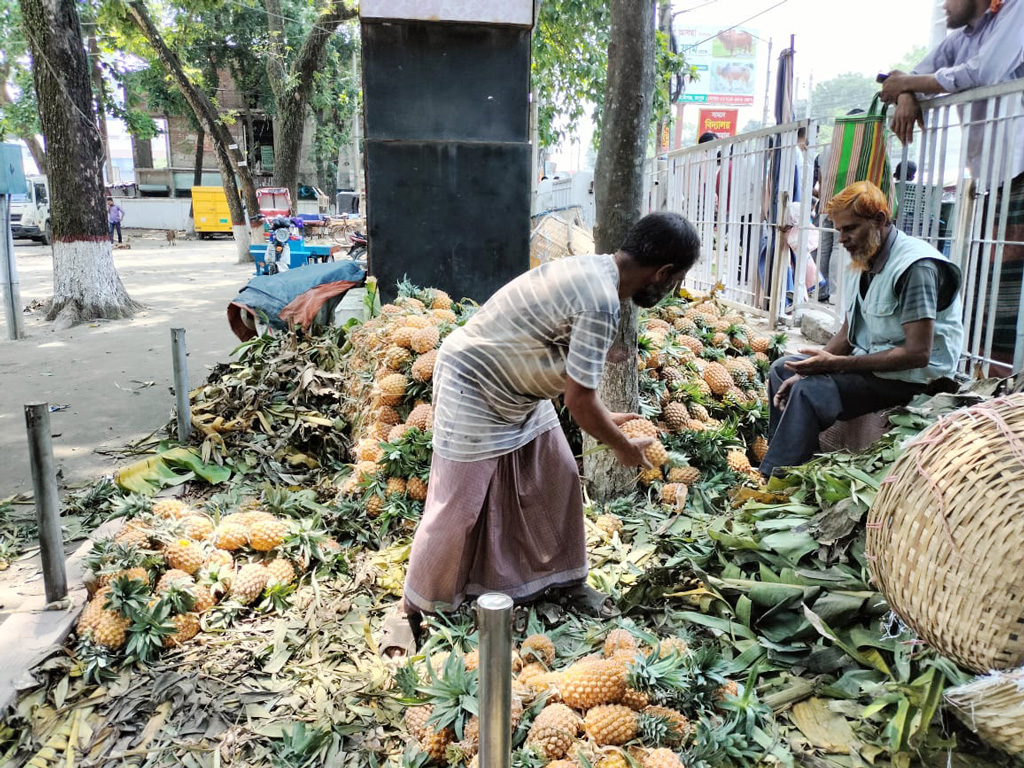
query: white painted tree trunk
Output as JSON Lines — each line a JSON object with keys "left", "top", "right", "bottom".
{"left": 233, "top": 224, "right": 251, "bottom": 264}
{"left": 50, "top": 240, "right": 141, "bottom": 330}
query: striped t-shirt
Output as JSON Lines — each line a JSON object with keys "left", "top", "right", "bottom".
{"left": 432, "top": 254, "right": 621, "bottom": 461}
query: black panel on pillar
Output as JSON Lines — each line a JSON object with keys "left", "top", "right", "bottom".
{"left": 365, "top": 140, "right": 531, "bottom": 303}
{"left": 361, "top": 19, "right": 532, "bottom": 303}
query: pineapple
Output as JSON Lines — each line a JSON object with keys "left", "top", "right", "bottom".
{"left": 91, "top": 609, "right": 131, "bottom": 650}
{"left": 656, "top": 637, "right": 689, "bottom": 658}
{"left": 659, "top": 483, "right": 688, "bottom": 510}
{"left": 585, "top": 705, "right": 638, "bottom": 746}
{"left": 354, "top": 460, "right": 381, "bottom": 483}
{"left": 677, "top": 335, "right": 703, "bottom": 356}
{"left": 432, "top": 308, "right": 457, "bottom": 323}
{"left": 666, "top": 465, "right": 700, "bottom": 485}
{"left": 77, "top": 587, "right": 110, "bottom": 634}
{"left": 684, "top": 419, "right": 706, "bottom": 432}
{"left": 463, "top": 649, "right": 479, "bottom": 671}
{"left": 249, "top": 517, "right": 288, "bottom": 552}
{"left": 182, "top": 515, "right": 214, "bottom": 541}
{"left": 152, "top": 498, "right": 189, "bottom": 520}
{"left": 641, "top": 706, "right": 690, "bottom": 745}
{"left": 662, "top": 402, "right": 689, "bottom": 432}
{"left": 644, "top": 440, "right": 670, "bottom": 468}
{"left": 205, "top": 549, "right": 234, "bottom": 571}
{"left": 526, "top": 703, "right": 581, "bottom": 760}
{"left": 619, "top": 419, "right": 658, "bottom": 439}
{"left": 390, "top": 325, "right": 415, "bottom": 348}
{"left": 386, "top": 477, "right": 407, "bottom": 498}
{"left": 375, "top": 405, "right": 403, "bottom": 426}
{"left": 365, "top": 493, "right": 386, "bottom": 518}
{"left": 595, "top": 514, "right": 623, "bottom": 539}
{"left": 620, "top": 687, "right": 650, "bottom": 711}
{"left": 190, "top": 583, "right": 216, "bottom": 612}
{"left": 597, "top": 749, "right": 631, "bottom": 768}
{"left": 156, "top": 569, "right": 194, "bottom": 592}
{"left": 716, "top": 679, "right": 740, "bottom": 701}
{"left": 265, "top": 558, "right": 296, "bottom": 586}
{"left": 356, "top": 439, "right": 385, "bottom": 463}
{"left": 380, "top": 302, "right": 402, "bottom": 315}
{"left": 404, "top": 704, "right": 432, "bottom": 741}
{"left": 753, "top": 435, "right": 769, "bottom": 463}
{"left": 407, "top": 476, "right": 429, "bottom": 501}
{"left": 383, "top": 345, "right": 412, "bottom": 370}
{"left": 212, "top": 523, "right": 248, "bottom": 551}
{"left": 702, "top": 362, "right": 732, "bottom": 395}
{"left": 726, "top": 449, "right": 751, "bottom": 474}
{"left": 420, "top": 724, "right": 454, "bottom": 762}
{"left": 231, "top": 563, "right": 268, "bottom": 604}
{"left": 603, "top": 628, "right": 637, "bottom": 658}
{"left": 165, "top": 539, "right": 204, "bottom": 575}
{"left": 114, "top": 520, "right": 153, "bottom": 548}
{"left": 377, "top": 373, "right": 408, "bottom": 406}
{"left": 561, "top": 659, "right": 627, "bottom": 709}
{"left": 520, "top": 634, "right": 556, "bottom": 666}
{"left": 387, "top": 424, "right": 410, "bottom": 442}
{"left": 410, "top": 325, "right": 440, "bottom": 353}
{"left": 404, "top": 312, "right": 430, "bottom": 327}
{"left": 430, "top": 289, "right": 453, "bottom": 310}
{"left": 411, "top": 349, "right": 438, "bottom": 382}
{"left": 163, "top": 612, "right": 201, "bottom": 647}
{"left": 642, "top": 748, "right": 685, "bottom": 768}
{"left": 96, "top": 566, "right": 150, "bottom": 590}
{"left": 639, "top": 467, "right": 664, "bottom": 486}
{"left": 750, "top": 335, "right": 770, "bottom": 354}
{"left": 406, "top": 403, "right": 433, "bottom": 431}
{"left": 724, "top": 358, "right": 751, "bottom": 388}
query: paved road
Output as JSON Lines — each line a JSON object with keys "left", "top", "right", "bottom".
{"left": 0, "top": 234, "right": 254, "bottom": 498}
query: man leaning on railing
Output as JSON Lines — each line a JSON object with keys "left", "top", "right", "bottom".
{"left": 879, "top": 0, "right": 1024, "bottom": 371}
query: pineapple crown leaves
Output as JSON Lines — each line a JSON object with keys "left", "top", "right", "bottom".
{"left": 156, "top": 584, "right": 197, "bottom": 616}
{"left": 379, "top": 427, "right": 433, "bottom": 478}
{"left": 510, "top": 746, "right": 548, "bottom": 768}
{"left": 83, "top": 539, "right": 119, "bottom": 572}
{"left": 104, "top": 573, "right": 153, "bottom": 620}
{"left": 393, "top": 660, "right": 423, "bottom": 700}
{"left": 109, "top": 492, "right": 154, "bottom": 519}
{"left": 419, "top": 652, "right": 479, "bottom": 740}
{"left": 124, "top": 606, "right": 176, "bottom": 665}
{"left": 637, "top": 711, "right": 680, "bottom": 748}
{"left": 626, "top": 648, "right": 692, "bottom": 702}
{"left": 74, "top": 636, "right": 120, "bottom": 687}
{"left": 257, "top": 582, "right": 295, "bottom": 614}
{"left": 268, "top": 721, "right": 333, "bottom": 768}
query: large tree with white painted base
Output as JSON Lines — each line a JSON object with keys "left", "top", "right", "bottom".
{"left": 19, "top": 0, "right": 139, "bottom": 328}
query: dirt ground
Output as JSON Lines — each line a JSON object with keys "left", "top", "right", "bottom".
{"left": 0, "top": 233, "right": 254, "bottom": 499}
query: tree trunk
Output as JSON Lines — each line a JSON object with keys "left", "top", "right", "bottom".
{"left": 125, "top": 0, "right": 260, "bottom": 255}
{"left": 19, "top": 0, "right": 140, "bottom": 329}
{"left": 584, "top": 0, "right": 656, "bottom": 501}
{"left": 193, "top": 127, "right": 205, "bottom": 186}
{"left": 264, "top": 0, "right": 356, "bottom": 210}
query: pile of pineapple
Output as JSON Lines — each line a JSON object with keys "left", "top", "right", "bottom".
{"left": 400, "top": 626, "right": 749, "bottom": 768}
{"left": 76, "top": 496, "right": 337, "bottom": 669}
{"left": 337, "top": 286, "right": 463, "bottom": 518}
{"left": 629, "top": 292, "right": 786, "bottom": 490}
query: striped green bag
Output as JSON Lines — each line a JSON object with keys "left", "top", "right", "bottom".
{"left": 820, "top": 94, "right": 894, "bottom": 211}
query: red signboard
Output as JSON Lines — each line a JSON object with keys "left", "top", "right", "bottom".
{"left": 697, "top": 108, "right": 739, "bottom": 139}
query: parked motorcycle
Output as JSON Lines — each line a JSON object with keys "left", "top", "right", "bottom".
{"left": 348, "top": 230, "right": 367, "bottom": 268}
{"left": 264, "top": 215, "right": 294, "bottom": 274}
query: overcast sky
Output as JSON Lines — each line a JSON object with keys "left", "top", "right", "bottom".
{"left": 677, "top": 0, "right": 940, "bottom": 118}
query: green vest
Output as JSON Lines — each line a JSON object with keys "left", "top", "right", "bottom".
{"left": 844, "top": 229, "right": 964, "bottom": 385}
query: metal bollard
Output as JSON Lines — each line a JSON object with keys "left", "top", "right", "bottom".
{"left": 24, "top": 403, "right": 68, "bottom": 603}
{"left": 477, "top": 592, "right": 513, "bottom": 768}
{"left": 170, "top": 328, "right": 191, "bottom": 443}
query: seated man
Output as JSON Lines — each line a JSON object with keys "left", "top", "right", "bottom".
{"left": 759, "top": 182, "right": 964, "bottom": 477}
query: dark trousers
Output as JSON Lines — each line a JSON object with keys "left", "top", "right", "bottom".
{"left": 759, "top": 355, "right": 925, "bottom": 476}
{"left": 109, "top": 221, "right": 122, "bottom": 243}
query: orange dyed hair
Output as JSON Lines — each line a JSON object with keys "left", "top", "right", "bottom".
{"left": 826, "top": 181, "right": 891, "bottom": 221}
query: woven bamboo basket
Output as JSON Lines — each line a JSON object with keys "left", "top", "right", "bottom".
{"left": 866, "top": 394, "right": 1024, "bottom": 674}
{"left": 945, "top": 669, "right": 1024, "bottom": 756}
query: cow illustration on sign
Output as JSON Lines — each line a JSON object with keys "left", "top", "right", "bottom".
{"left": 716, "top": 29, "right": 754, "bottom": 57}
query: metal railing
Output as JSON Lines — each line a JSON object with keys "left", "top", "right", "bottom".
{"left": 650, "top": 77, "right": 1024, "bottom": 376}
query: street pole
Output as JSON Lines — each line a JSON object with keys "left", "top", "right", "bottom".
{"left": 25, "top": 403, "right": 68, "bottom": 604}
{"left": 0, "top": 194, "right": 25, "bottom": 340}
{"left": 761, "top": 37, "right": 773, "bottom": 127}
{"left": 171, "top": 328, "right": 192, "bottom": 443}
{"left": 477, "top": 592, "right": 513, "bottom": 768}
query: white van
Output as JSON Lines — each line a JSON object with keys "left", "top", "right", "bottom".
{"left": 10, "top": 174, "right": 51, "bottom": 245}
